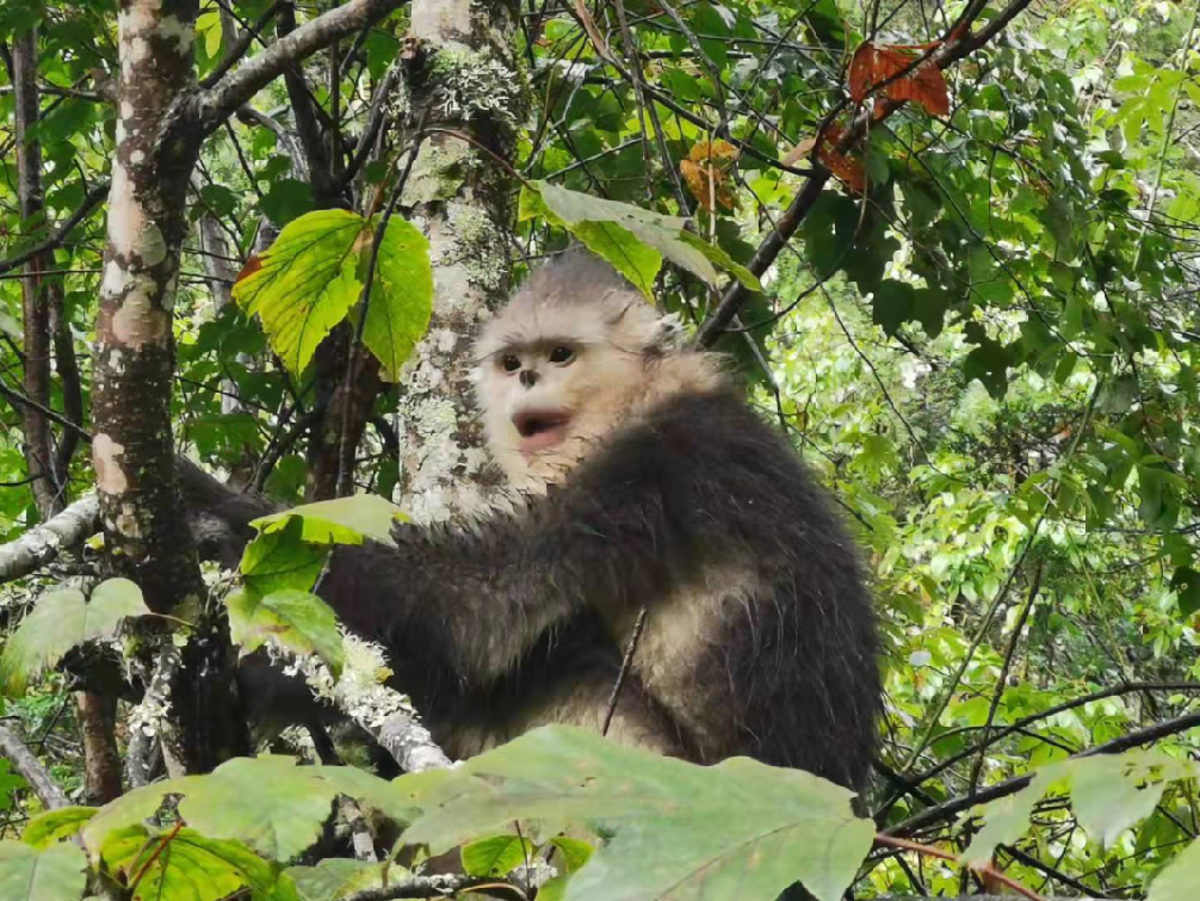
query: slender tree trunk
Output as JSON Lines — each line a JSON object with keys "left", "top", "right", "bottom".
{"left": 93, "top": 0, "right": 249, "bottom": 772}
{"left": 8, "top": 30, "right": 61, "bottom": 516}
{"left": 394, "top": 0, "right": 525, "bottom": 522}
{"left": 8, "top": 28, "right": 122, "bottom": 804}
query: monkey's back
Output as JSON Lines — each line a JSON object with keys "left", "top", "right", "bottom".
{"left": 575, "top": 387, "right": 881, "bottom": 789}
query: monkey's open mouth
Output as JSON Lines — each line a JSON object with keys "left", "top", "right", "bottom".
{"left": 513, "top": 409, "right": 572, "bottom": 454}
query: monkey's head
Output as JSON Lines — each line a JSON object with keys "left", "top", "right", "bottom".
{"left": 474, "top": 249, "right": 723, "bottom": 490}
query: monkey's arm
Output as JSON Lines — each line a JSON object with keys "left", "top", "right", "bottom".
{"left": 316, "top": 440, "right": 681, "bottom": 684}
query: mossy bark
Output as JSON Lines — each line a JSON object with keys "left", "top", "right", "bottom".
{"left": 393, "top": 0, "right": 526, "bottom": 523}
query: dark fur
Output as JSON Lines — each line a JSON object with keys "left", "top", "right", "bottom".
{"left": 188, "top": 383, "right": 881, "bottom": 790}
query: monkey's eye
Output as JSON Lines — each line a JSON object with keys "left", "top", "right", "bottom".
{"left": 501, "top": 354, "right": 521, "bottom": 373}
{"left": 548, "top": 346, "right": 575, "bottom": 364}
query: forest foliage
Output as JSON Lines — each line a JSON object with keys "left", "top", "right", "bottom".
{"left": 0, "top": 0, "right": 1199, "bottom": 897}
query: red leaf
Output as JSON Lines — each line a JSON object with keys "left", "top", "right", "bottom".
{"left": 817, "top": 124, "right": 866, "bottom": 193}
{"left": 235, "top": 254, "right": 263, "bottom": 284}
{"left": 846, "top": 42, "right": 950, "bottom": 118}
{"left": 887, "top": 60, "right": 950, "bottom": 117}
{"left": 848, "top": 42, "right": 876, "bottom": 102}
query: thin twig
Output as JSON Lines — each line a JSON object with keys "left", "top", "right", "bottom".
{"left": 602, "top": 606, "right": 648, "bottom": 736}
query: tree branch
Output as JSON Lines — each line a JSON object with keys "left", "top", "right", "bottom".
{"left": 0, "top": 724, "right": 70, "bottom": 809}
{"left": 693, "top": 0, "right": 1035, "bottom": 346}
{"left": 0, "top": 181, "right": 108, "bottom": 277}
{"left": 0, "top": 495, "right": 100, "bottom": 583}
{"left": 884, "top": 711, "right": 1200, "bottom": 838}
{"left": 193, "top": 0, "right": 403, "bottom": 133}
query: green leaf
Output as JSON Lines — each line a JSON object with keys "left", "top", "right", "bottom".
{"left": 22, "top": 808, "right": 96, "bottom": 849}
{"left": 251, "top": 494, "right": 408, "bottom": 547}
{"left": 1069, "top": 753, "right": 1170, "bottom": 848}
{"left": 871, "top": 281, "right": 916, "bottom": 336}
{"left": 232, "top": 209, "right": 370, "bottom": 375}
{"left": 0, "top": 840, "right": 88, "bottom": 901}
{"left": 0, "top": 759, "right": 27, "bottom": 812}
{"left": 361, "top": 217, "right": 434, "bottom": 381}
{"left": 286, "top": 857, "right": 395, "bottom": 900}
{"left": 399, "top": 725, "right": 873, "bottom": 901}
{"left": 1172, "top": 567, "right": 1200, "bottom": 616}
{"left": 100, "top": 826, "right": 298, "bottom": 901}
{"left": 1148, "top": 834, "right": 1200, "bottom": 901}
{"left": 520, "top": 181, "right": 761, "bottom": 293}
{"left": 548, "top": 835, "right": 593, "bottom": 873}
{"left": 82, "top": 760, "right": 408, "bottom": 867}
{"left": 461, "top": 834, "right": 536, "bottom": 877}
{"left": 261, "top": 178, "right": 317, "bottom": 227}
{"left": 0, "top": 579, "right": 150, "bottom": 694}
{"left": 227, "top": 589, "right": 345, "bottom": 679}
{"left": 519, "top": 185, "right": 661, "bottom": 298}
{"left": 177, "top": 757, "right": 342, "bottom": 861}
{"left": 961, "top": 769, "right": 1056, "bottom": 865}
{"left": 240, "top": 515, "right": 329, "bottom": 596}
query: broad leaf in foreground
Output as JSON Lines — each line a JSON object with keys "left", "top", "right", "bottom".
{"left": 286, "top": 858, "right": 400, "bottom": 900}
{"left": 22, "top": 807, "right": 97, "bottom": 849}
{"left": 361, "top": 216, "right": 433, "bottom": 381}
{"left": 81, "top": 757, "right": 409, "bottom": 866}
{"left": 399, "top": 725, "right": 873, "bottom": 901}
{"left": 251, "top": 494, "right": 408, "bottom": 546}
{"left": 1148, "top": 833, "right": 1200, "bottom": 901}
{"left": 0, "top": 840, "right": 88, "bottom": 901}
{"left": 233, "top": 210, "right": 368, "bottom": 375}
{"left": 0, "top": 579, "right": 150, "bottom": 694}
{"left": 100, "top": 826, "right": 298, "bottom": 901}
{"left": 240, "top": 515, "right": 329, "bottom": 596}
{"left": 226, "top": 589, "right": 345, "bottom": 678}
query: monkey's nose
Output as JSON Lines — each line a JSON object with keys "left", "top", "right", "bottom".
{"left": 520, "top": 370, "right": 540, "bottom": 388}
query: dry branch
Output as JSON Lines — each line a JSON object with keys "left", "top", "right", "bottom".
{"left": 0, "top": 495, "right": 100, "bottom": 583}
{"left": 0, "top": 724, "right": 69, "bottom": 809}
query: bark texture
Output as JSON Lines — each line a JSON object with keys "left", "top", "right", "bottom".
{"left": 394, "top": 0, "right": 526, "bottom": 523}
{"left": 8, "top": 30, "right": 63, "bottom": 516}
{"left": 8, "top": 28, "right": 115, "bottom": 807}
{"left": 93, "top": 0, "right": 250, "bottom": 772}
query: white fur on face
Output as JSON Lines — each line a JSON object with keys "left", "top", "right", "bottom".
{"left": 473, "top": 251, "right": 725, "bottom": 491}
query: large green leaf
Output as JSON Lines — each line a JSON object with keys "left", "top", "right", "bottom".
{"left": 240, "top": 515, "right": 329, "bottom": 596}
{"left": 361, "top": 216, "right": 434, "bottom": 381}
{"left": 82, "top": 758, "right": 409, "bottom": 867}
{"left": 0, "top": 579, "right": 150, "bottom": 694}
{"left": 232, "top": 210, "right": 433, "bottom": 378}
{"left": 399, "top": 725, "right": 873, "bottom": 901}
{"left": 1148, "top": 834, "right": 1200, "bottom": 901}
{"left": 1069, "top": 752, "right": 1176, "bottom": 848}
{"left": 286, "top": 858, "right": 397, "bottom": 900}
{"left": 22, "top": 807, "right": 97, "bottom": 849}
{"left": 0, "top": 840, "right": 88, "bottom": 901}
{"left": 250, "top": 494, "right": 408, "bottom": 546}
{"left": 100, "top": 826, "right": 298, "bottom": 901}
{"left": 461, "top": 833, "right": 537, "bottom": 877}
{"left": 226, "top": 589, "right": 345, "bottom": 679}
{"left": 177, "top": 757, "right": 344, "bottom": 861}
{"left": 232, "top": 209, "right": 369, "bottom": 375}
{"left": 520, "top": 182, "right": 762, "bottom": 295}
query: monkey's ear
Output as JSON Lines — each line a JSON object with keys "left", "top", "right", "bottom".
{"left": 646, "top": 313, "right": 687, "bottom": 355}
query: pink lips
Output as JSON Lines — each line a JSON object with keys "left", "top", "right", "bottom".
{"left": 513, "top": 409, "right": 572, "bottom": 455}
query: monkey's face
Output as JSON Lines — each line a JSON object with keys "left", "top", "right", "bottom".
{"left": 475, "top": 295, "right": 660, "bottom": 490}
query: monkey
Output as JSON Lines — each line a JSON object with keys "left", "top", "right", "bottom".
{"left": 183, "top": 247, "right": 881, "bottom": 792}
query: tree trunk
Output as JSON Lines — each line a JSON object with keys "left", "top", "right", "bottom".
{"left": 394, "top": 0, "right": 525, "bottom": 523}
{"left": 93, "top": 0, "right": 249, "bottom": 772}
{"left": 7, "top": 30, "right": 62, "bottom": 517}
{"left": 8, "top": 27, "right": 120, "bottom": 805}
